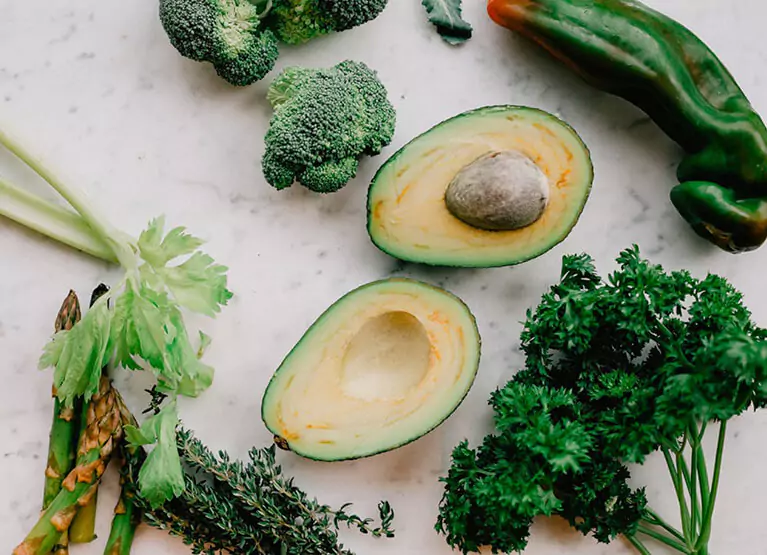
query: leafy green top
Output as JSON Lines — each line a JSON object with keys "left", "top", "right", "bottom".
{"left": 40, "top": 216, "right": 232, "bottom": 507}
{"left": 436, "top": 246, "right": 767, "bottom": 553}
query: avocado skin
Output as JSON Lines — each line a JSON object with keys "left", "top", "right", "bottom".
{"left": 366, "top": 105, "right": 594, "bottom": 268}
{"left": 260, "top": 277, "right": 482, "bottom": 462}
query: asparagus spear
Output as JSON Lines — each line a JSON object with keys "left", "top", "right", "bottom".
{"left": 67, "top": 398, "right": 100, "bottom": 544}
{"left": 14, "top": 376, "right": 124, "bottom": 555}
{"left": 43, "top": 291, "right": 82, "bottom": 506}
{"left": 43, "top": 290, "right": 82, "bottom": 555}
{"left": 103, "top": 464, "right": 141, "bottom": 555}
{"left": 103, "top": 390, "right": 147, "bottom": 555}
{"left": 68, "top": 283, "right": 111, "bottom": 545}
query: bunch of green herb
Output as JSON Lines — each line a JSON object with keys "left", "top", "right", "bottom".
{"left": 119, "top": 390, "right": 395, "bottom": 555}
{"left": 436, "top": 246, "right": 767, "bottom": 554}
{"left": 125, "top": 428, "right": 395, "bottom": 555}
{"left": 0, "top": 127, "right": 231, "bottom": 511}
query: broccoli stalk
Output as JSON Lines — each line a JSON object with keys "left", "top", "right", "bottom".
{"left": 262, "top": 60, "right": 396, "bottom": 193}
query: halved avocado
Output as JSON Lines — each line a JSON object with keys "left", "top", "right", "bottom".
{"left": 261, "top": 278, "right": 481, "bottom": 461}
{"left": 367, "top": 105, "right": 594, "bottom": 267}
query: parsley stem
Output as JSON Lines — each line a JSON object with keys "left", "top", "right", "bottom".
{"left": 697, "top": 422, "right": 708, "bottom": 444}
{"left": 664, "top": 447, "right": 692, "bottom": 543}
{"left": 695, "top": 421, "right": 727, "bottom": 551}
{"left": 625, "top": 534, "right": 652, "bottom": 555}
{"left": 689, "top": 425, "right": 700, "bottom": 535}
{"left": 643, "top": 510, "right": 685, "bottom": 543}
{"left": 696, "top": 444, "right": 710, "bottom": 512}
{"left": 637, "top": 525, "right": 689, "bottom": 552}
{"left": 677, "top": 451, "right": 693, "bottom": 505}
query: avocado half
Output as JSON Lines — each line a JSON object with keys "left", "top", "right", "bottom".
{"left": 367, "top": 105, "right": 594, "bottom": 267}
{"left": 261, "top": 278, "right": 481, "bottom": 462}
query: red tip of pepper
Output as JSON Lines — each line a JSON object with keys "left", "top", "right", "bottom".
{"left": 487, "top": 0, "right": 531, "bottom": 29}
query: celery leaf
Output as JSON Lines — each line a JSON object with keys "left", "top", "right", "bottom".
{"left": 125, "top": 401, "right": 185, "bottom": 508}
{"left": 138, "top": 216, "right": 204, "bottom": 268}
{"left": 160, "top": 252, "right": 233, "bottom": 316}
{"left": 47, "top": 300, "right": 112, "bottom": 407}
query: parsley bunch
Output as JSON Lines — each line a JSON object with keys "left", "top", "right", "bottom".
{"left": 437, "top": 246, "right": 767, "bottom": 554}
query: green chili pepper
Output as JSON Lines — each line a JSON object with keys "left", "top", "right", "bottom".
{"left": 487, "top": 0, "right": 767, "bottom": 252}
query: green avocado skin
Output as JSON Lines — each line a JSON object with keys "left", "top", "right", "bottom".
{"left": 260, "top": 278, "right": 482, "bottom": 462}
{"left": 366, "top": 105, "right": 594, "bottom": 269}
{"left": 488, "top": 0, "right": 767, "bottom": 253}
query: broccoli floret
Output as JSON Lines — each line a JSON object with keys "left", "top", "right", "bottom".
{"left": 262, "top": 60, "right": 396, "bottom": 194}
{"left": 268, "top": 0, "right": 389, "bottom": 44}
{"left": 159, "top": 0, "right": 279, "bottom": 86}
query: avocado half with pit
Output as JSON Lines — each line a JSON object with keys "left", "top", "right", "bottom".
{"left": 261, "top": 278, "right": 480, "bottom": 461}
{"left": 367, "top": 105, "right": 594, "bottom": 267}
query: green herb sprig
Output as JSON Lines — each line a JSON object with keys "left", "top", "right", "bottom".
{"left": 129, "top": 428, "right": 396, "bottom": 554}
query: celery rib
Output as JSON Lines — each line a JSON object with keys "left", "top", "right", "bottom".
{"left": 0, "top": 177, "right": 117, "bottom": 263}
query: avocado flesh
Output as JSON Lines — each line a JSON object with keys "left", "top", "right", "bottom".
{"left": 367, "top": 105, "right": 594, "bottom": 267}
{"left": 261, "top": 278, "right": 481, "bottom": 462}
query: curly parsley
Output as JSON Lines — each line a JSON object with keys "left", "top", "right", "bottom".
{"left": 437, "top": 246, "right": 767, "bottom": 554}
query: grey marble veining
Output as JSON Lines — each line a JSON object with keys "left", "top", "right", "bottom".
{"left": 2, "top": 1, "right": 767, "bottom": 553}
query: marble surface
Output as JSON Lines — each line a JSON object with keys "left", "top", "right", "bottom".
{"left": 2, "top": 1, "right": 767, "bottom": 553}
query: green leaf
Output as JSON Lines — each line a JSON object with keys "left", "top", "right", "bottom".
{"left": 128, "top": 401, "right": 185, "bottom": 508}
{"left": 197, "top": 331, "right": 212, "bottom": 359}
{"left": 51, "top": 300, "right": 112, "bottom": 407}
{"left": 39, "top": 329, "right": 70, "bottom": 370}
{"left": 421, "top": 0, "right": 472, "bottom": 45}
{"left": 111, "top": 283, "right": 171, "bottom": 372}
{"left": 138, "top": 215, "right": 204, "bottom": 268}
{"left": 124, "top": 423, "right": 156, "bottom": 446}
{"left": 160, "top": 252, "right": 233, "bottom": 316}
{"left": 167, "top": 308, "right": 214, "bottom": 397}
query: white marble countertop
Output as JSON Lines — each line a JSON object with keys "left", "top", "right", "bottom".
{"left": 2, "top": 1, "right": 767, "bottom": 553}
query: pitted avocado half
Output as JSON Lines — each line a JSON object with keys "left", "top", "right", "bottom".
{"left": 261, "top": 278, "right": 480, "bottom": 461}
{"left": 367, "top": 105, "right": 594, "bottom": 267}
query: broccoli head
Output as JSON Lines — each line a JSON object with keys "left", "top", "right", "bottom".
{"left": 159, "top": 0, "right": 279, "bottom": 86}
{"left": 262, "top": 60, "right": 396, "bottom": 193}
{"left": 268, "top": 0, "right": 389, "bottom": 44}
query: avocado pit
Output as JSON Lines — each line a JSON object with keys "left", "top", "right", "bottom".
{"left": 445, "top": 150, "right": 550, "bottom": 231}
